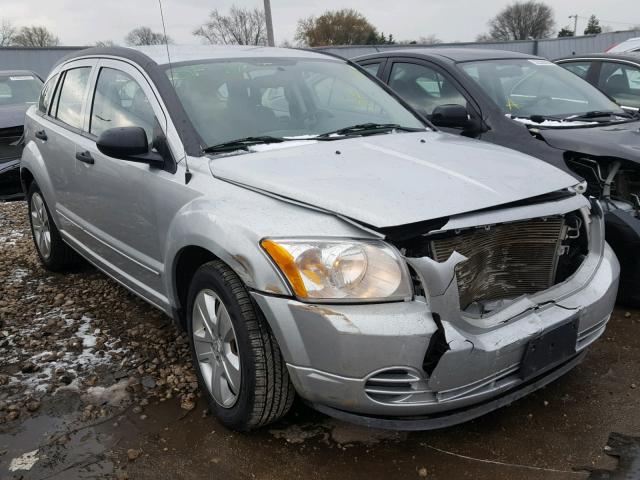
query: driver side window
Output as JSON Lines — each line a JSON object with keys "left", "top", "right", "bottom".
{"left": 388, "top": 62, "right": 467, "bottom": 116}
{"left": 90, "top": 67, "right": 157, "bottom": 142}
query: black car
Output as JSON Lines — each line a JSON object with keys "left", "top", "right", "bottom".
{"left": 0, "top": 70, "right": 43, "bottom": 200}
{"left": 556, "top": 53, "right": 640, "bottom": 110}
{"left": 355, "top": 48, "right": 640, "bottom": 305}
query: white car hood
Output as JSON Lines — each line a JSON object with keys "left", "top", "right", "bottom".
{"left": 209, "top": 131, "right": 578, "bottom": 229}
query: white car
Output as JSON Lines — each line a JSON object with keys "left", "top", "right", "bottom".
{"left": 606, "top": 37, "right": 640, "bottom": 53}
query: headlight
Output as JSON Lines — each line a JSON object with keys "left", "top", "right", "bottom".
{"left": 261, "top": 238, "right": 412, "bottom": 302}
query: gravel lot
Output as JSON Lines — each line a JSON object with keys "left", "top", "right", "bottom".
{"left": 1, "top": 200, "right": 639, "bottom": 480}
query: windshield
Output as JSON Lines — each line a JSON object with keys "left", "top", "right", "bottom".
{"left": 459, "top": 59, "right": 625, "bottom": 119}
{"left": 0, "top": 74, "right": 43, "bottom": 107}
{"left": 166, "top": 58, "right": 425, "bottom": 148}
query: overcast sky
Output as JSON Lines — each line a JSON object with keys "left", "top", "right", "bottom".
{"left": 2, "top": 0, "right": 639, "bottom": 46}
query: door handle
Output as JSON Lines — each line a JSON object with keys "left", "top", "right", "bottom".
{"left": 35, "top": 130, "right": 48, "bottom": 141}
{"left": 75, "top": 151, "right": 94, "bottom": 164}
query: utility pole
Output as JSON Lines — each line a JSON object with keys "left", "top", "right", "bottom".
{"left": 264, "top": 0, "right": 275, "bottom": 46}
{"left": 568, "top": 14, "right": 578, "bottom": 36}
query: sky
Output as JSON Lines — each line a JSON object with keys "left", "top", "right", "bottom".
{"left": 1, "top": 0, "right": 639, "bottom": 46}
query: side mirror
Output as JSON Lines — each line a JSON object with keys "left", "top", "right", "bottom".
{"left": 431, "top": 104, "right": 471, "bottom": 129}
{"left": 96, "top": 126, "right": 164, "bottom": 167}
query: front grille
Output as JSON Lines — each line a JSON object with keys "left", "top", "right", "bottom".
{"left": 430, "top": 217, "right": 566, "bottom": 309}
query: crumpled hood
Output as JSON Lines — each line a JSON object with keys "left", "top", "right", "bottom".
{"left": 209, "top": 131, "right": 578, "bottom": 228}
{"left": 538, "top": 120, "right": 640, "bottom": 163}
{"left": 0, "top": 103, "right": 30, "bottom": 130}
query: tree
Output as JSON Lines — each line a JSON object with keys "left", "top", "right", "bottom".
{"left": 485, "top": 1, "right": 555, "bottom": 41}
{"left": 584, "top": 15, "right": 602, "bottom": 35}
{"left": 95, "top": 40, "right": 117, "bottom": 47}
{"left": 476, "top": 33, "right": 495, "bottom": 42}
{"left": 125, "top": 27, "right": 171, "bottom": 46}
{"left": 399, "top": 35, "right": 441, "bottom": 45}
{"left": 295, "top": 9, "right": 389, "bottom": 46}
{"left": 12, "top": 26, "right": 59, "bottom": 47}
{"left": 557, "top": 26, "right": 574, "bottom": 37}
{"left": 193, "top": 6, "right": 267, "bottom": 45}
{"left": 0, "top": 19, "right": 16, "bottom": 46}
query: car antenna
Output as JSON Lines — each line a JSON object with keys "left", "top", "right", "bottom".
{"left": 158, "top": 0, "right": 192, "bottom": 185}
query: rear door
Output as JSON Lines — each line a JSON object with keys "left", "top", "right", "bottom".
{"left": 35, "top": 60, "right": 96, "bottom": 237}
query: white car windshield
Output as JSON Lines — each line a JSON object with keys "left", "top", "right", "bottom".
{"left": 166, "top": 58, "right": 425, "bottom": 148}
{"left": 460, "top": 58, "right": 626, "bottom": 120}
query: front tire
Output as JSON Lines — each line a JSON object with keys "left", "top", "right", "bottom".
{"left": 27, "top": 182, "right": 78, "bottom": 271}
{"left": 186, "top": 260, "right": 295, "bottom": 431}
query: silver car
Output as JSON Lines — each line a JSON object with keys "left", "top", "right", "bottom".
{"left": 21, "top": 45, "right": 619, "bottom": 431}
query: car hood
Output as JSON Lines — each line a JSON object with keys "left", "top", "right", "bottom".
{"left": 209, "top": 131, "right": 578, "bottom": 229}
{"left": 538, "top": 120, "right": 640, "bottom": 163}
{"left": 0, "top": 103, "right": 30, "bottom": 130}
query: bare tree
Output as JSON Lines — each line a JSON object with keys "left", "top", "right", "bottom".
{"left": 476, "top": 33, "right": 495, "bottom": 42}
{"left": 125, "top": 27, "right": 171, "bottom": 46}
{"left": 398, "top": 35, "right": 441, "bottom": 45}
{"left": 485, "top": 1, "right": 555, "bottom": 41}
{"left": 12, "top": 25, "right": 59, "bottom": 47}
{"left": 95, "top": 40, "right": 117, "bottom": 47}
{"left": 193, "top": 6, "right": 267, "bottom": 45}
{"left": 0, "top": 19, "right": 16, "bottom": 46}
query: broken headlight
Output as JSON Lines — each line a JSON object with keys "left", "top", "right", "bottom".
{"left": 261, "top": 238, "right": 412, "bottom": 302}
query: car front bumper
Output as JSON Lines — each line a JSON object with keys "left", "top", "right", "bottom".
{"left": 252, "top": 222, "right": 619, "bottom": 428}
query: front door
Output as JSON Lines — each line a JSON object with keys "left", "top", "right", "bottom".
{"left": 71, "top": 59, "right": 176, "bottom": 306}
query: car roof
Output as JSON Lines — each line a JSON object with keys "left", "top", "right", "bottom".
{"left": 555, "top": 52, "right": 640, "bottom": 64}
{"left": 356, "top": 47, "right": 541, "bottom": 63}
{"left": 61, "top": 44, "right": 336, "bottom": 67}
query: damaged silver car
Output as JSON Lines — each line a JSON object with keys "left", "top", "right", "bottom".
{"left": 20, "top": 46, "right": 619, "bottom": 431}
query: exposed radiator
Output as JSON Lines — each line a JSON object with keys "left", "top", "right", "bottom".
{"left": 430, "top": 217, "right": 566, "bottom": 309}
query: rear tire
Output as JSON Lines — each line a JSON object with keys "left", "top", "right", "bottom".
{"left": 27, "top": 182, "right": 79, "bottom": 271}
{"left": 186, "top": 260, "right": 295, "bottom": 431}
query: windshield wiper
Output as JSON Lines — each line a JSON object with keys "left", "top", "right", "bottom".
{"left": 564, "top": 110, "right": 634, "bottom": 121}
{"left": 203, "top": 136, "right": 287, "bottom": 154}
{"left": 317, "top": 123, "right": 424, "bottom": 138}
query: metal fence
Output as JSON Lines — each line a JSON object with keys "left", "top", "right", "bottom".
{"left": 315, "top": 29, "right": 640, "bottom": 60}
{"left": 1, "top": 29, "right": 639, "bottom": 77}
{"left": 0, "top": 46, "right": 85, "bottom": 78}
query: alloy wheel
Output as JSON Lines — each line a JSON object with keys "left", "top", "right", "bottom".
{"left": 30, "top": 192, "right": 51, "bottom": 260}
{"left": 191, "top": 289, "right": 241, "bottom": 408}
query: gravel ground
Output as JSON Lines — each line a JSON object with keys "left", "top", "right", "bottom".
{"left": 0, "top": 201, "right": 199, "bottom": 427}
{"left": 1, "top": 200, "right": 639, "bottom": 480}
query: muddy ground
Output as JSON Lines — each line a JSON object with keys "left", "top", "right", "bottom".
{"left": 0, "top": 200, "right": 639, "bottom": 480}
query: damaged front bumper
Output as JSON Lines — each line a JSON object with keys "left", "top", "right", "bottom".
{"left": 251, "top": 195, "right": 620, "bottom": 429}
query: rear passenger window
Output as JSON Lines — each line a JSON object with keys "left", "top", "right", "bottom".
{"left": 90, "top": 68, "right": 157, "bottom": 141}
{"left": 53, "top": 67, "right": 91, "bottom": 129}
{"left": 560, "top": 62, "right": 592, "bottom": 79}
{"left": 38, "top": 73, "right": 59, "bottom": 114}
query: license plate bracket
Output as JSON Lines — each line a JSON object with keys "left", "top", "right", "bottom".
{"left": 519, "top": 316, "right": 579, "bottom": 380}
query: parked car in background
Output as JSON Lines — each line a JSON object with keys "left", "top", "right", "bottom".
{"left": 606, "top": 37, "right": 640, "bottom": 53}
{"left": 0, "top": 70, "right": 43, "bottom": 200}
{"left": 556, "top": 53, "right": 640, "bottom": 110}
{"left": 21, "top": 45, "right": 618, "bottom": 431}
{"left": 356, "top": 48, "right": 640, "bottom": 305}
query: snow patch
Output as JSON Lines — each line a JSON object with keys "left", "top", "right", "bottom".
{"left": 9, "top": 449, "right": 39, "bottom": 471}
